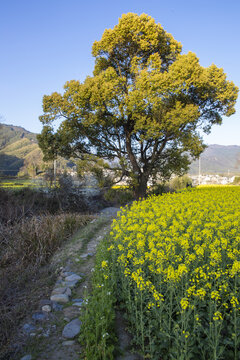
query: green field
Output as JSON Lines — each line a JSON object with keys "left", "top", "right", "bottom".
{"left": 0, "top": 178, "right": 45, "bottom": 189}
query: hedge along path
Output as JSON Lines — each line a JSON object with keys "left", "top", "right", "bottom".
{"left": 21, "top": 207, "right": 122, "bottom": 360}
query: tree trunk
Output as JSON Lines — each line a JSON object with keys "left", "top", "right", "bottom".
{"left": 134, "top": 173, "right": 148, "bottom": 200}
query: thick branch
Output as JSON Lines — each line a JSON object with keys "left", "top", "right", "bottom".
{"left": 125, "top": 129, "right": 141, "bottom": 174}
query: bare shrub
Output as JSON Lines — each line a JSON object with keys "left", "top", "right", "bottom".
{"left": 51, "top": 174, "right": 88, "bottom": 212}
{"left": 0, "top": 184, "right": 89, "bottom": 226}
{"left": 103, "top": 187, "right": 134, "bottom": 206}
{"left": 0, "top": 188, "right": 59, "bottom": 225}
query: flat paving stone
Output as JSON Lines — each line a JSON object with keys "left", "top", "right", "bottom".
{"left": 61, "top": 271, "right": 75, "bottom": 277}
{"left": 64, "top": 280, "right": 79, "bottom": 288}
{"left": 80, "top": 253, "right": 93, "bottom": 259}
{"left": 62, "top": 318, "right": 81, "bottom": 339}
{"left": 51, "top": 287, "right": 67, "bottom": 295}
{"left": 50, "top": 294, "right": 69, "bottom": 303}
{"left": 63, "top": 306, "right": 80, "bottom": 320}
{"left": 65, "top": 274, "right": 81, "bottom": 282}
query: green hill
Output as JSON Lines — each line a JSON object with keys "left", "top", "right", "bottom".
{"left": 0, "top": 124, "right": 43, "bottom": 176}
{"left": 0, "top": 124, "right": 77, "bottom": 177}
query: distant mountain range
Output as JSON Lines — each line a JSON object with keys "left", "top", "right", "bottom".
{"left": 0, "top": 123, "right": 240, "bottom": 177}
{"left": 189, "top": 144, "right": 240, "bottom": 175}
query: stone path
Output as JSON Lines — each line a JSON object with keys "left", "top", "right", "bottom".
{"left": 19, "top": 210, "right": 117, "bottom": 360}
{"left": 19, "top": 207, "right": 142, "bottom": 360}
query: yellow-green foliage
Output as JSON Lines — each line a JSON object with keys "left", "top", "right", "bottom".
{"left": 109, "top": 187, "right": 240, "bottom": 359}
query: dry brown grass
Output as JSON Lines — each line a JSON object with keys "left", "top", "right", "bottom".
{"left": 0, "top": 212, "right": 93, "bottom": 359}
{"left": 1, "top": 213, "right": 91, "bottom": 266}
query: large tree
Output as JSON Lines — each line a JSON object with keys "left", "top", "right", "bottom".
{"left": 38, "top": 13, "right": 238, "bottom": 198}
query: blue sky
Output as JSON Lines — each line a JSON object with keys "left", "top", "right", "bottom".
{"left": 0, "top": 0, "right": 239, "bottom": 145}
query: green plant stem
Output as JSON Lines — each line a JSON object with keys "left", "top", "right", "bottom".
{"left": 140, "top": 290, "right": 145, "bottom": 354}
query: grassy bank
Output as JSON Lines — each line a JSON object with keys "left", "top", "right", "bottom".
{"left": 79, "top": 234, "right": 117, "bottom": 359}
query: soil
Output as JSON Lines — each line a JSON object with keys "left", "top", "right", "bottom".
{"left": 115, "top": 311, "right": 143, "bottom": 360}
{"left": 16, "top": 208, "right": 142, "bottom": 360}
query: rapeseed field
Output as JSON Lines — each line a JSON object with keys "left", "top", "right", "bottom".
{"left": 108, "top": 187, "right": 240, "bottom": 359}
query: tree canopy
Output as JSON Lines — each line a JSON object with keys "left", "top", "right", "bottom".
{"left": 38, "top": 13, "right": 238, "bottom": 198}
